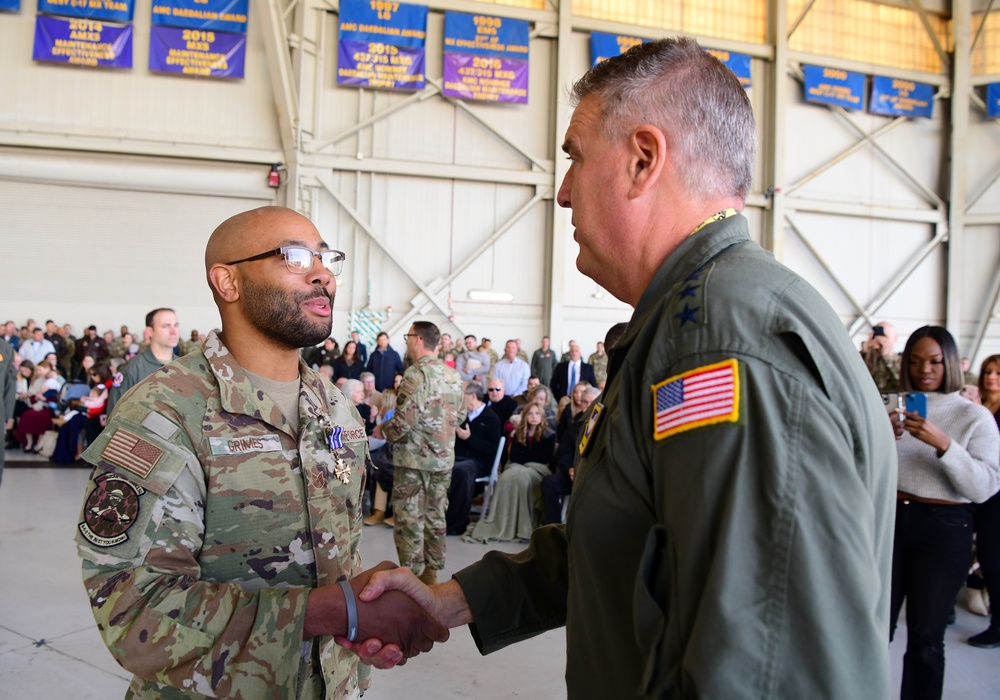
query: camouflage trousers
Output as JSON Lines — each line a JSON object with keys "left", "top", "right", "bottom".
{"left": 391, "top": 467, "right": 451, "bottom": 576}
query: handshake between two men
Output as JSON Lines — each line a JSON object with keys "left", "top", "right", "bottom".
{"left": 307, "top": 561, "right": 471, "bottom": 667}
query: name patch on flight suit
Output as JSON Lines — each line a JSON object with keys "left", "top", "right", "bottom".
{"left": 652, "top": 358, "right": 740, "bottom": 440}
{"left": 209, "top": 435, "right": 284, "bottom": 455}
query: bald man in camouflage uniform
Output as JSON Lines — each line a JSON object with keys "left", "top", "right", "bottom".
{"left": 74, "top": 207, "right": 445, "bottom": 700}
{"left": 375, "top": 321, "right": 465, "bottom": 586}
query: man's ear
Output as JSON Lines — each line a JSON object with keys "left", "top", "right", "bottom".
{"left": 627, "top": 124, "right": 667, "bottom": 198}
{"left": 208, "top": 264, "right": 240, "bottom": 303}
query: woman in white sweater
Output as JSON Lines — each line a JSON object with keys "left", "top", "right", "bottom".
{"left": 889, "top": 326, "right": 1000, "bottom": 700}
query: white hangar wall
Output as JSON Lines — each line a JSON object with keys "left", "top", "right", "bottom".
{"left": 1, "top": 0, "right": 999, "bottom": 368}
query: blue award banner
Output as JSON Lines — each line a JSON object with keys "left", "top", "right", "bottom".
{"left": 868, "top": 76, "right": 933, "bottom": 118}
{"left": 337, "top": 0, "right": 427, "bottom": 90}
{"left": 705, "top": 48, "right": 752, "bottom": 89}
{"left": 151, "top": 0, "right": 248, "bottom": 34}
{"left": 442, "top": 11, "right": 528, "bottom": 103}
{"left": 0, "top": 0, "right": 20, "bottom": 12}
{"left": 443, "top": 12, "right": 528, "bottom": 60}
{"left": 802, "top": 64, "right": 865, "bottom": 110}
{"left": 590, "top": 32, "right": 648, "bottom": 67}
{"left": 988, "top": 83, "right": 1000, "bottom": 119}
{"left": 149, "top": 25, "right": 245, "bottom": 78}
{"left": 33, "top": 15, "right": 132, "bottom": 68}
{"left": 38, "top": 0, "right": 134, "bottom": 23}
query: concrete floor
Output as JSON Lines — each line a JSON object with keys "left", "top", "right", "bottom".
{"left": 2, "top": 458, "right": 999, "bottom": 699}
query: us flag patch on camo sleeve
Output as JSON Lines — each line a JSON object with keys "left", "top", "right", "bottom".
{"left": 652, "top": 359, "right": 740, "bottom": 440}
{"left": 103, "top": 428, "right": 163, "bottom": 480}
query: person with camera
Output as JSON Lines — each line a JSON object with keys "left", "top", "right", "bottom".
{"left": 889, "top": 325, "right": 1000, "bottom": 699}
{"left": 863, "top": 321, "right": 903, "bottom": 392}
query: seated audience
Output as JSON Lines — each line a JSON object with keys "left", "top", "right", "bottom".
{"left": 463, "top": 402, "right": 556, "bottom": 543}
{"left": 446, "top": 382, "right": 501, "bottom": 535}
{"left": 541, "top": 386, "right": 601, "bottom": 525}
{"left": 484, "top": 378, "right": 517, "bottom": 429}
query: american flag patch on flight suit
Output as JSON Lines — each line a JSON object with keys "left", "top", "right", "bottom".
{"left": 651, "top": 359, "right": 740, "bottom": 440}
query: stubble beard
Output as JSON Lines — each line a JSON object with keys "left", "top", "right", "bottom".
{"left": 242, "top": 277, "right": 334, "bottom": 349}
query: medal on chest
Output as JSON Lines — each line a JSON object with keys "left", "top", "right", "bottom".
{"left": 316, "top": 414, "right": 351, "bottom": 485}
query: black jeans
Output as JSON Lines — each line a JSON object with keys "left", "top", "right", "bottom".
{"left": 974, "top": 490, "right": 1000, "bottom": 628}
{"left": 889, "top": 499, "right": 974, "bottom": 700}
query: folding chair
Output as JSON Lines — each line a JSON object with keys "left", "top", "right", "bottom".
{"left": 471, "top": 436, "right": 505, "bottom": 520}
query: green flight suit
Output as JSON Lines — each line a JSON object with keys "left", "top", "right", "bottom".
{"left": 453, "top": 214, "right": 897, "bottom": 698}
{"left": 107, "top": 347, "right": 170, "bottom": 416}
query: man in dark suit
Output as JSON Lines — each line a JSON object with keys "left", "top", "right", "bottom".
{"left": 446, "top": 382, "right": 501, "bottom": 535}
{"left": 550, "top": 345, "right": 597, "bottom": 400}
{"left": 366, "top": 331, "right": 403, "bottom": 391}
{"left": 485, "top": 377, "right": 518, "bottom": 428}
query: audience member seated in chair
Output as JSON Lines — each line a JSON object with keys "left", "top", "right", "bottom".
{"left": 463, "top": 402, "right": 556, "bottom": 543}
{"left": 364, "top": 389, "right": 398, "bottom": 527}
{"left": 341, "top": 378, "right": 377, "bottom": 435}
{"left": 511, "top": 383, "right": 558, "bottom": 433}
{"left": 541, "top": 385, "right": 601, "bottom": 525}
{"left": 446, "top": 382, "right": 501, "bottom": 535}
{"left": 484, "top": 377, "right": 518, "bottom": 430}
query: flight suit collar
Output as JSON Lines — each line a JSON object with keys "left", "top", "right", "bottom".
{"left": 607, "top": 214, "right": 750, "bottom": 389}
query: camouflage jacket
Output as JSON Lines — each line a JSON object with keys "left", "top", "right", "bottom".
{"left": 75, "top": 331, "right": 370, "bottom": 699}
{"left": 381, "top": 355, "right": 465, "bottom": 472}
{"left": 862, "top": 348, "right": 902, "bottom": 394}
{"left": 588, "top": 352, "right": 608, "bottom": 386}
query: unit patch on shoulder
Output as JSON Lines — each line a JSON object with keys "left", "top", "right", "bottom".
{"left": 652, "top": 358, "right": 740, "bottom": 441}
{"left": 112, "top": 372, "right": 124, "bottom": 388}
{"left": 78, "top": 472, "right": 145, "bottom": 547}
{"left": 103, "top": 428, "right": 164, "bottom": 480}
{"left": 578, "top": 402, "right": 604, "bottom": 457}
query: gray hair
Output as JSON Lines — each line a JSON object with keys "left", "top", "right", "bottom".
{"left": 571, "top": 36, "right": 756, "bottom": 203}
{"left": 341, "top": 379, "right": 363, "bottom": 402}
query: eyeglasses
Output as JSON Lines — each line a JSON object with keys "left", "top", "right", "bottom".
{"left": 487, "top": 387, "right": 503, "bottom": 392}
{"left": 225, "top": 246, "right": 345, "bottom": 276}
{"left": 402, "top": 334, "right": 418, "bottom": 340}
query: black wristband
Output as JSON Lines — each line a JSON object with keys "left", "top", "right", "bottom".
{"left": 339, "top": 579, "right": 358, "bottom": 642}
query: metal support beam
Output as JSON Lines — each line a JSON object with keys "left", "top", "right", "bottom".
{"left": 546, "top": 0, "right": 575, "bottom": 341}
{"left": 968, "top": 260, "right": 1000, "bottom": 361}
{"left": 847, "top": 227, "right": 948, "bottom": 337}
{"left": 762, "top": 0, "right": 789, "bottom": 259}
{"left": 383, "top": 190, "right": 547, "bottom": 338}
{"left": 908, "top": 0, "right": 951, "bottom": 72}
{"left": 316, "top": 175, "right": 455, "bottom": 321}
{"left": 785, "top": 213, "right": 873, "bottom": 324}
{"left": 260, "top": 0, "right": 302, "bottom": 207}
{"left": 949, "top": 0, "right": 972, "bottom": 341}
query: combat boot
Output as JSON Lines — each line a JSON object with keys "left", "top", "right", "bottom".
{"left": 418, "top": 568, "right": 438, "bottom": 586}
{"left": 363, "top": 510, "right": 385, "bottom": 526}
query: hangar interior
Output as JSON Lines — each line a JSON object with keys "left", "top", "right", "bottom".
{"left": 3, "top": 0, "right": 1000, "bottom": 366}
{"left": 4, "top": 2, "right": 1000, "bottom": 699}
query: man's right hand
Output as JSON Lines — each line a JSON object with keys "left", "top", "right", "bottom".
{"left": 336, "top": 567, "right": 474, "bottom": 668}
{"left": 349, "top": 563, "right": 450, "bottom": 657}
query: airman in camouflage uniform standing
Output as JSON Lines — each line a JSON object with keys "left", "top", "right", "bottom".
{"left": 588, "top": 342, "right": 608, "bottom": 386}
{"left": 74, "top": 207, "right": 445, "bottom": 699}
{"left": 375, "top": 321, "right": 465, "bottom": 586}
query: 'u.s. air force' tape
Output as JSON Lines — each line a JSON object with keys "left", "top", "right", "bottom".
{"left": 210, "top": 435, "right": 284, "bottom": 455}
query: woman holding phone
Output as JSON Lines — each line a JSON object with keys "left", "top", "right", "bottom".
{"left": 968, "top": 354, "right": 1000, "bottom": 648}
{"left": 889, "top": 326, "right": 1000, "bottom": 699}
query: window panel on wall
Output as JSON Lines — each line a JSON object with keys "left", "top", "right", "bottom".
{"left": 788, "top": 0, "right": 950, "bottom": 74}
{"left": 571, "top": 0, "right": 766, "bottom": 45}
{"left": 972, "top": 10, "right": 1000, "bottom": 75}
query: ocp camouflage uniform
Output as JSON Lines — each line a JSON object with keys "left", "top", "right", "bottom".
{"left": 75, "top": 330, "right": 371, "bottom": 699}
{"left": 108, "top": 336, "right": 128, "bottom": 360}
{"left": 862, "top": 347, "right": 902, "bottom": 393}
{"left": 588, "top": 351, "right": 608, "bottom": 386}
{"left": 380, "top": 355, "right": 465, "bottom": 575}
